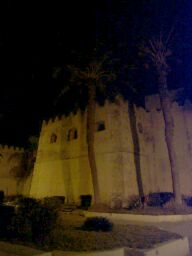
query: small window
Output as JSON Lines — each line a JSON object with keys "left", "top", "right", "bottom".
{"left": 67, "top": 130, "right": 71, "bottom": 141}
{"left": 67, "top": 128, "right": 78, "bottom": 141}
{"left": 96, "top": 121, "right": 105, "bottom": 132}
{"left": 74, "top": 129, "right": 78, "bottom": 139}
{"left": 50, "top": 133, "right": 57, "bottom": 143}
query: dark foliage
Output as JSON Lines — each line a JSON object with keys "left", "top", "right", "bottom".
{"left": 4, "top": 194, "right": 23, "bottom": 203}
{"left": 80, "top": 195, "right": 92, "bottom": 209}
{"left": 0, "top": 205, "right": 15, "bottom": 237}
{"left": 147, "top": 192, "right": 174, "bottom": 207}
{"left": 125, "top": 195, "right": 142, "bottom": 210}
{"left": 9, "top": 213, "right": 32, "bottom": 241}
{"left": 0, "top": 191, "right": 4, "bottom": 204}
{"left": 182, "top": 195, "right": 192, "bottom": 207}
{"left": 16, "top": 197, "right": 40, "bottom": 217}
{"left": 81, "top": 217, "right": 113, "bottom": 232}
{"left": 9, "top": 197, "right": 57, "bottom": 244}
{"left": 42, "top": 196, "right": 65, "bottom": 210}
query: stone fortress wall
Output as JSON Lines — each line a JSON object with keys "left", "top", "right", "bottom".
{"left": 29, "top": 94, "right": 192, "bottom": 205}
{"left": 143, "top": 94, "right": 192, "bottom": 196}
{"left": 0, "top": 145, "right": 25, "bottom": 196}
{"left": 30, "top": 99, "right": 139, "bottom": 204}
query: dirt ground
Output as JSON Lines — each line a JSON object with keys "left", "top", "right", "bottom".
{"left": 0, "top": 209, "right": 187, "bottom": 255}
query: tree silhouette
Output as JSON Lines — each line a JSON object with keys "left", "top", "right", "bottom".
{"left": 54, "top": 54, "right": 115, "bottom": 205}
{"left": 142, "top": 32, "right": 182, "bottom": 205}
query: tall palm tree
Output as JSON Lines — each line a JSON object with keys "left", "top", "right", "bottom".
{"left": 128, "top": 100, "right": 144, "bottom": 200}
{"left": 123, "top": 63, "right": 145, "bottom": 202}
{"left": 118, "top": 79, "right": 145, "bottom": 203}
{"left": 142, "top": 33, "right": 182, "bottom": 205}
{"left": 9, "top": 137, "right": 38, "bottom": 194}
{"left": 9, "top": 151, "right": 32, "bottom": 194}
{"left": 55, "top": 57, "right": 114, "bottom": 205}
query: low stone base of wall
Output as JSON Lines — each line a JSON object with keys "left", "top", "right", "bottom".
{"left": 139, "top": 237, "right": 189, "bottom": 256}
{"left": 50, "top": 237, "right": 189, "bottom": 256}
{"left": 51, "top": 248, "right": 125, "bottom": 256}
{"left": 85, "top": 211, "right": 192, "bottom": 223}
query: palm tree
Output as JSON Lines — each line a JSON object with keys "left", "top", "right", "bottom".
{"left": 128, "top": 100, "right": 144, "bottom": 201}
{"left": 9, "top": 136, "right": 38, "bottom": 194}
{"left": 142, "top": 33, "right": 182, "bottom": 205}
{"left": 9, "top": 151, "right": 31, "bottom": 194}
{"left": 118, "top": 78, "right": 145, "bottom": 204}
{"left": 54, "top": 57, "right": 114, "bottom": 206}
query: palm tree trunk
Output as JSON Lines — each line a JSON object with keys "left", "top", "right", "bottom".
{"left": 128, "top": 101, "right": 144, "bottom": 199}
{"left": 87, "top": 80, "right": 101, "bottom": 205}
{"left": 158, "top": 69, "right": 182, "bottom": 205}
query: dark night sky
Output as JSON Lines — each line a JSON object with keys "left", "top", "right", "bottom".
{"left": 0, "top": 0, "right": 191, "bottom": 147}
{"left": 0, "top": 0, "right": 95, "bottom": 146}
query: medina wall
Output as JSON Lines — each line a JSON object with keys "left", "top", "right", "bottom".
{"left": 143, "top": 95, "right": 192, "bottom": 195}
{"left": 0, "top": 145, "right": 25, "bottom": 196}
{"left": 30, "top": 95, "right": 192, "bottom": 205}
{"left": 29, "top": 99, "right": 140, "bottom": 205}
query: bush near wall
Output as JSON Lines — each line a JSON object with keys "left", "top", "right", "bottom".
{"left": 0, "top": 191, "right": 4, "bottom": 204}
{"left": 124, "top": 193, "right": 174, "bottom": 210}
{"left": 41, "top": 196, "right": 65, "bottom": 210}
{"left": 4, "top": 194, "right": 23, "bottom": 204}
{"left": 81, "top": 217, "right": 113, "bottom": 232}
{"left": 147, "top": 192, "right": 174, "bottom": 207}
{"left": 8, "top": 197, "right": 57, "bottom": 245}
{"left": 0, "top": 205, "right": 15, "bottom": 237}
{"left": 124, "top": 195, "right": 141, "bottom": 210}
{"left": 182, "top": 195, "right": 192, "bottom": 207}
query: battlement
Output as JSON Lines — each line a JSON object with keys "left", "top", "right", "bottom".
{"left": 0, "top": 144, "right": 24, "bottom": 153}
{"left": 42, "top": 115, "right": 65, "bottom": 128}
{"left": 41, "top": 99, "right": 126, "bottom": 129}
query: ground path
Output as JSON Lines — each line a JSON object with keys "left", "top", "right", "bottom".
{"left": 113, "top": 218, "right": 192, "bottom": 255}
{"left": 0, "top": 212, "right": 191, "bottom": 255}
{"left": 156, "top": 221, "right": 192, "bottom": 255}
{"left": 0, "top": 253, "right": 17, "bottom": 256}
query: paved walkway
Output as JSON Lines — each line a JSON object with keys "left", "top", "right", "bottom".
{"left": 113, "top": 218, "right": 192, "bottom": 255}
{"left": 0, "top": 253, "right": 17, "bottom": 256}
{"left": 156, "top": 221, "right": 192, "bottom": 255}
{"left": 0, "top": 241, "right": 44, "bottom": 256}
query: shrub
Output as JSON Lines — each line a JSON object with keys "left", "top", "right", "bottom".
{"left": 147, "top": 192, "right": 173, "bottom": 207}
{"left": 42, "top": 196, "right": 65, "bottom": 210}
{"left": 9, "top": 214, "right": 32, "bottom": 241}
{"left": 182, "top": 195, "right": 192, "bottom": 207}
{"left": 0, "top": 205, "right": 15, "bottom": 237}
{"left": 80, "top": 195, "right": 92, "bottom": 209}
{"left": 81, "top": 217, "right": 113, "bottom": 232}
{"left": 16, "top": 197, "right": 40, "bottom": 218}
{"left": 0, "top": 191, "right": 4, "bottom": 204}
{"left": 4, "top": 194, "right": 23, "bottom": 204}
{"left": 9, "top": 197, "right": 57, "bottom": 244}
{"left": 30, "top": 204, "right": 57, "bottom": 244}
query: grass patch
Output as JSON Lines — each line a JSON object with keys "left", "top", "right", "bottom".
{"left": 127, "top": 206, "right": 192, "bottom": 215}
{"left": 0, "top": 241, "right": 43, "bottom": 256}
{"left": 46, "top": 213, "right": 181, "bottom": 252}
{"left": 0, "top": 212, "right": 182, "bottom": 253}
{"left": 48, "top": 223, "right": 181, "bottom": 251}
{"left": 89, "top": 206, "right": 192, "bottom": 215}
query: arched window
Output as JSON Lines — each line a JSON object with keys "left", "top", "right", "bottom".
{"left": 50, "top": 133, "right": 57, "bottom": 143}
{"left": 74, "top": 129, "right": 78, "bottom": 139}
{"left": 96, "top": 121, "right": 106, "bottom": 132}
{"left": 67, "top": 128, "right": 78, "bottom": 141}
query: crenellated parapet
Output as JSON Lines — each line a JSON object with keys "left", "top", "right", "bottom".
{"left": 42, "top": 115, "right": 65, "bottom": 128}
{"left": 0, "top": 144, "right": 24, "bottom": 153}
